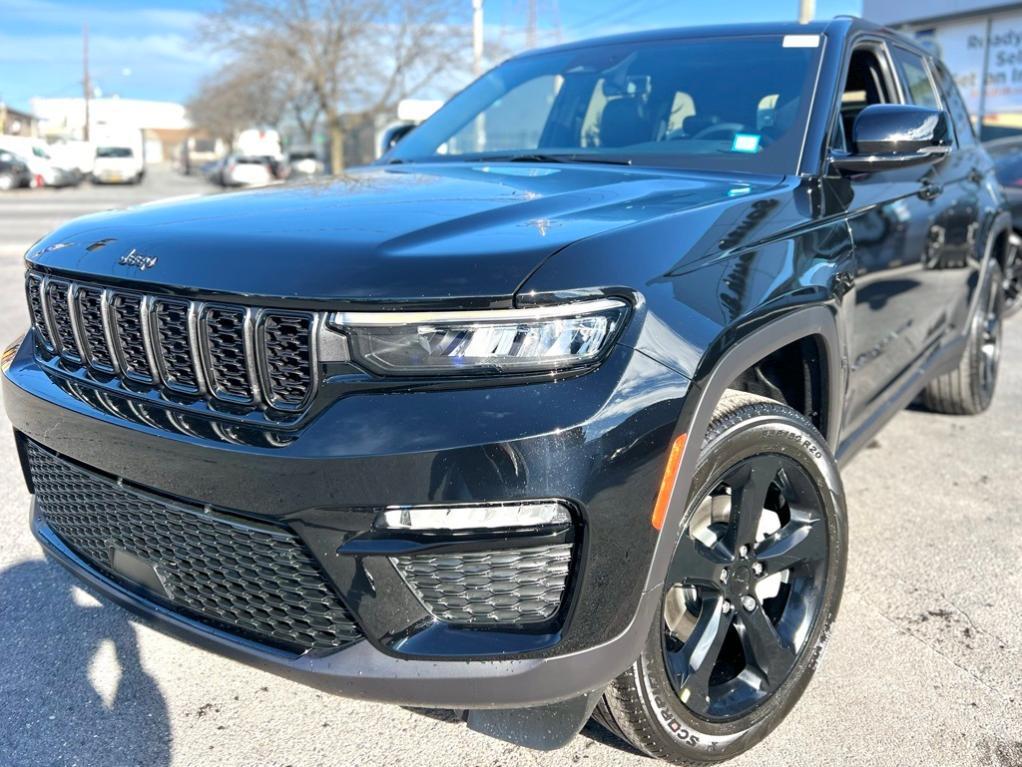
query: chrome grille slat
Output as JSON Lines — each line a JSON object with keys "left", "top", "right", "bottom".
{"left": 110, "top": 292, "right": 154, "bottom": 382}
{"left": 45, "top": 279, "right": 81, "bottom": 362}
{"left": 75, "top": 286, "right": 116, "bottom": 372}
{"left": 258, "top": 312, "right": 316, "bottom": 410}
{"left": 201, "top": 305, "right": 254, "bottom": 403}
{"left": 151, "top": 299, "right": 202, "bottom": 393}
{"left": 25, "top": 273, "right": 53, "bottom": 350}
{"left": 24, "top": 271, "right": 318, "bottom": 416}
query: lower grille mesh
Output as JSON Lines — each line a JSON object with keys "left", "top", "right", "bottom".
{"left": 393, "top": 545, "right": 572, "bottom": 625}
{"left": 28, "top": 443, "right": 362, "bottom": 653}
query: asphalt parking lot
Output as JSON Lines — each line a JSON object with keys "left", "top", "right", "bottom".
{"left": 1, "top": 166, "right": 1020, "bottom": 767}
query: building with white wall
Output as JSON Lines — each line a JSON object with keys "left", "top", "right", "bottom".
{"left": 863, "top": 1, "right": 1022, "bottom": 138}
{"left": 30, "top": 97, "right": 192, "bottom": 163}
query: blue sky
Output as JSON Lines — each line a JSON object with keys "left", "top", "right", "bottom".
{"left": 0, "top": 0, "right": 861, "bottom": 112}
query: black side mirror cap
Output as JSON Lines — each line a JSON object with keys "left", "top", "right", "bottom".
{"left": 832, "top": 104, "right": 952, "bottom": 174}
{"left": 378, "top": 122, "right": 418, "bottom": 157}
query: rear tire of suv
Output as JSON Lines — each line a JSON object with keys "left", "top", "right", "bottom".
{"left": 595, "top": 391, "right": 847, "bottom": 765}
{"left": 923, "top": 261, "right": 1005, "bottom": 415}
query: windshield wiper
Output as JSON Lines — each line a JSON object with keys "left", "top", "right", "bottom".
{"left": 502, "top": 153, "right": 633, "bottom": 166}
{"left": 384, "top": 153, "right": 634, "bottom": 166}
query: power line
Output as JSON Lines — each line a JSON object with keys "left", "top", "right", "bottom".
{"left": 569, "top": 0, "right": 679, "bottom": 35}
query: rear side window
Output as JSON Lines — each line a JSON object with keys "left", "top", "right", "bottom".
{"left": 890, "top": 47, "right": 939, "bottom": 109}
{"left": 932, "top": 61, "right": 977, "bottom": 147}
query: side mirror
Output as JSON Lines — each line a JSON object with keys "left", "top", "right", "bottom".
{"left": 378, "top": 122, "right": 417, "bottom": 157}
{"left": 831, "top": 104, "right": 952, "bottom": 174}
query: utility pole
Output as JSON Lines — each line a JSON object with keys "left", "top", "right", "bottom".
{"left": 82, "top": 22, "right": 91, "bottom": 141}
{"left": 472, "top": 0, "right": 484, "bottom": 76}
{"left": 526, "top": 0, "right": 537, "bottom": 49}
{"left": 798, "top": 0, "right": 815, "bottom": 24}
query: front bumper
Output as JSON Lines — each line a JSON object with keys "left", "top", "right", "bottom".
{"left": 5, "top": 332, "right": 690, "bottom": 707}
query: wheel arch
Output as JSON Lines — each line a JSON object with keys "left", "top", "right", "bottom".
{"left": 641, "top": 305, "right": 843, "bottom": 596}
{"left": 971, "top": 209, "right": 1012, "bottom": 320}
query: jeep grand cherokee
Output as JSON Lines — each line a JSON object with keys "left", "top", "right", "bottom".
{"left": 2, "top": 18, "right": 1009, "bottom": 764}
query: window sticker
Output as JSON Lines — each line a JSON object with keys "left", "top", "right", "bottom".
{"left": 731, "top": 133, "right": 762, "bottom": 153}
{"left": 783, "top": 34, "right": 820, "bottom": 48}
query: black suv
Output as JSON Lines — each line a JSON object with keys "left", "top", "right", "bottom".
{"left": 2, "top": 18, "right": 1009, "bottom": 764}
{"left": 0, "top": 149, "right": 32, "bottom": 191}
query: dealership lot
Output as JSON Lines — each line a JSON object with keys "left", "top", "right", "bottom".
{"left": 0, "top": 168, "right": 1020, "bottom": 767}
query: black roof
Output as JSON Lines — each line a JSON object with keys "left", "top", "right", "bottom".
{"left": 510, "top": 17, "right": 902, "bottom": 60}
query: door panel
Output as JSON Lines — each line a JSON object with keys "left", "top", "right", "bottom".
{"left": 891, "top": 46, "right": 981, "bottom": 337}
{"left": 832, "top": 42, "right": 964, "bottom": 433}
{"left": 842, "top": 168, "right": 951, "bottom": 427}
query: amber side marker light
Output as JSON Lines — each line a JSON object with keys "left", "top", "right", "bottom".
{"left": 651, "top": 434, "right": 688, "bottom": 530}
{"left": 0, "top": 337, "right": 22, "bottom": 374}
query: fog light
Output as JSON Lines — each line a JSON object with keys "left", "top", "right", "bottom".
{"left": 375, "top": 501, "right": 571, "bottom": 532}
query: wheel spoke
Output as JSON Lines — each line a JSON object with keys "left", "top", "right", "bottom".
{"left": 736, "top": 606, "right": 796, "bottom": 689}
{"left": 727, "top": 458, "right": 776, "bottom": 553}
{"left": 756, "top": 519, "right": 826, "bottom": 575}
{"left": 666, "top": 597, "right": 733, "bottom": 713}
{"left": 666, "top": 534, "right": 728, "bottom": 590}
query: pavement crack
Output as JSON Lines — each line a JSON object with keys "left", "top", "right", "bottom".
{"left": 874, "top": 609, "right": 1004, "bottom": 700}
{"left": 885, "top": 570, "right": 1017, "bottom": 652}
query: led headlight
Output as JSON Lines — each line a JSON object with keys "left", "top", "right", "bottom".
{"left": 330, "top": 298, "right": 627, "bottom": 375}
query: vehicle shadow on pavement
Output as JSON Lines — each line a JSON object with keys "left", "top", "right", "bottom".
{"left": 0, "top": 559, "right": 170, "bottom": 766}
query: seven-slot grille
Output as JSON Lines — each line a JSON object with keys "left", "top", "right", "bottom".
{"left": 25, "top": 271, "right": 317, "bottom": 412}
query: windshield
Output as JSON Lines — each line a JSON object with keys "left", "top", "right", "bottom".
{"left": 97, "top": 147, "right": 133, "bottom": 158}
{"left": 387, "top": 34, "right": 822, "bottom": 174}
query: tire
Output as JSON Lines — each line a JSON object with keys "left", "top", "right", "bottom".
{"left": 597, "top": 391, "right": 847, "bottom": 764}
{"left": 0, "top": 173, "right": 13, "bottom": 191}
{"left": 1004, "top": 234, "right": 1020, "bottom": 318}
{"left": 923, "top": 261, "right": 1005, "bottom": 415}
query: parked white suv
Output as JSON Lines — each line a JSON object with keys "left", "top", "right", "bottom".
{"left": 92, "top": 146, "right": 145, "bottom": 185}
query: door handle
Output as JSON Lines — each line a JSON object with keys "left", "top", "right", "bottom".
{"left": 968, "top": 167, "right": 984, "bottom": 184}
{"left": 918, "top": 182, "right": 943, "bottom": 201}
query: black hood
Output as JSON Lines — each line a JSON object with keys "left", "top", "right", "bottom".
{"left": 26, "top": 163, "right": 780, "bottom": 304}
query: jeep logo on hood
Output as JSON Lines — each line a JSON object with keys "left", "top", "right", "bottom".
{"left": 118, "top": 249, "right": 158, "bottom": 271}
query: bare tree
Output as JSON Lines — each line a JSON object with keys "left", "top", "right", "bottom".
{"left": 289, "top": 84, "right": 322, "bottom": 145}
{"left": 187, "top": 55, "right": 293, "bottom": 147}
{"left": 200, "top": 0, "right": 469, "bottom": 172}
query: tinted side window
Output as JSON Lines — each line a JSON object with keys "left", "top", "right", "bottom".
{"left": 932, "top": 61, "right": 977, "bottom": 147}
{"left": 833, "top": 46, "right": 897, "bottom": 152}
{"left": 891, "top": 47, "right": 939, "bottom": 109}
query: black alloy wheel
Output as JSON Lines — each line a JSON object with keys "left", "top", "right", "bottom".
{"left": 662, "top": 454, "right": 828, "bottom": 721}
{"left": 977, "top": 267, "right": 1004, "bottom": 402}
{"left": 596, "top": 392, "right": 847, "bottom": 765}
{"left": 923, "top": 260, "right": 1005, "bottom": 415}
{"left": 1004, "top": 233, "right": 1020, "bottom": 317}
